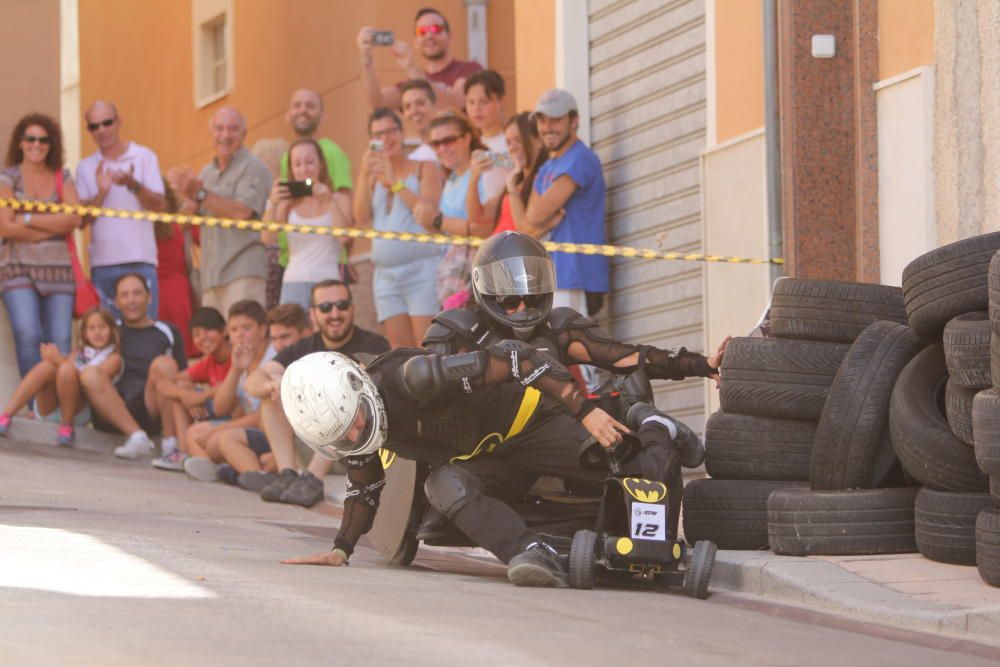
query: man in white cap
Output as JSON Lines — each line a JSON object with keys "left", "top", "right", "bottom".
{"left": 506, "top": 89, "right": 608, "bottom": 317}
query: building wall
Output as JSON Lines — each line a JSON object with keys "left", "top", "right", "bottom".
{"left": 78, "top": 1, "right": 516, "bottom": 175}
{"left": 932, "top": 0, "right": 998, "bottom": 244}
{"left": 513, "top": 0, "right": 556, "bottom": 113}
{"left": 712, "top": 0, "right": 764, "bottom": 144}
{"left": 0, "top": 0, "right": 62, "bottom": 396}
{"left": 878, "top": 0, "right": 934, "bottom": 80}
{"left": 588, "top": 0, "right": 709, "bottom": 432}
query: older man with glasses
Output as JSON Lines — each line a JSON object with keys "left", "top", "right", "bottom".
{"left": 75, "top": 100, "right": 167, "bottom": 319}
{"left": 242, "top": 279, "right": 389, "bottom": 507}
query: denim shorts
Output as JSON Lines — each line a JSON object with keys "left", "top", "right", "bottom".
{"left": 244, "top": 428, "right": 271, "bottom": 456}
{"left": 373, "top": 256, "right": 441, "bottom": 321}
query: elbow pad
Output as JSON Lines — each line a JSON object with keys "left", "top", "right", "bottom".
{"left": 400, "top": 351, "right": 488, "bottom": 400}
{"left": 488, "top": 339, "right": 574, "bottom": 386}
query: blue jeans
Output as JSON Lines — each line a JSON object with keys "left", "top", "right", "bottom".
{"left": 1, "top": 288, "right": 74, "bottom": 377}
{"left": 92, "top": 262, "right": 158, "bottom": 320}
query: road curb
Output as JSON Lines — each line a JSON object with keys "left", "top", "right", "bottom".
{"left": 2, "top": 417, "right": 119, "bottom": 456}
{"left": 712, "top": 551, "right": 1000, "bottom": 645}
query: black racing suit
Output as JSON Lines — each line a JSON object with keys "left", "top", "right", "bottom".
{"left": 333, "top": 345, "right": 616, "bottom": 562}
{"left": 421, "top": 304, "right": 715, "bottom": 539}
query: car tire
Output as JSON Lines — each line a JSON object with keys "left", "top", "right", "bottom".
{"left": 769, "top": 277, "right": 908, "bottom": 343}
{"left": 902, "top": 232, "right": 1000, "bottom": 339}
{"left": 890, "top": 345, "right": 988, "bottom": 491}
{"left": 682, "top": 479, "right": 807, "bottom": 550}
{"left": 972, "top": 389, "right": 1000, "bottom": 475}
{"left": 945, "top": 380, "right": 977, "bottom": 446}
{"left": 943, "top": 312, "right": 991, "bottom": 390}
{"left": 767, "top": 487, "right": 919, "bottom": 556}
{"left": 704, "top": 412, "right": 815, "bottom": 482}
{"left": 810, "top": 321, "right": 923, "bottom": 490}
{"left": 914, "top": 488, "right": 993, "bottom": 565}
{"left": 976, "top": 509, "right": 1000, "bottom": 587}
{"left": 719, "top": 337, "right": 849, "bottom": 420}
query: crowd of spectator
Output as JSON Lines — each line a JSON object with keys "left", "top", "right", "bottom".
{"left": 0, "top": 6, "right": 611, "bottom": 510}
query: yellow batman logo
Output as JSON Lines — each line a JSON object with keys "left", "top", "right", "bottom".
{"left": 379, "top": 449, "right": 396, "bottom": 470}
{"left": 623, "top": 477, "right": 667, "bottom": 503}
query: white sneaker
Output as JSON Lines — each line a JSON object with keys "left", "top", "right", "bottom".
{"left": 114, "top": 431, "right": 154, "bottom": 460}
{"left": 183, "top": 456, "right": 220, "bottom": 482}
{"left": 151, "top": 448, "right": 187, "bottom": 471}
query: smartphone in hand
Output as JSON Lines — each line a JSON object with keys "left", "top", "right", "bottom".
{"left": 372, "top": 30, "right": 394, "bottom": 46}
{"left": 281, "top": 179, "right": 313, "bottom": 198}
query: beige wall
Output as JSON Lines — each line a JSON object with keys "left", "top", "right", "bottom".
{"left": 513, "top": 0, "right": 555, "bottom": 112}
{"left": 878, "top": 0, "right": 934, "bottom": 79}
{"left": 0, "top": 0, "right": 62, "bottom": 396}
{"left": 713, "top": 0, "right": 764, "bottom": 144}
{"left": 702, "top": 129, "right": 771, "bottom": 413}
{"left": 875, "top": 68, "right": 935, "bottom": 286}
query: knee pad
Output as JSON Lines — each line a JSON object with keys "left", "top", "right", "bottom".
{"left": 424, "top": 466, "right": 483, "bottom": 519}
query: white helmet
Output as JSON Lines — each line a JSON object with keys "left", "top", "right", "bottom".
{"left": 280, "top": 351, "right": 387, "bottom": 459}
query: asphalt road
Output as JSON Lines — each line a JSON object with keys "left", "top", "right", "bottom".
{"left": 2, "top": 438, "right": 999, "bottom": 667}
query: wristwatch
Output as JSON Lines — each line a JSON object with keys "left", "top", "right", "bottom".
{"left": 195, "top": 187, "right": 208, "bottom": 203}
{"left": 127, "top": 179, "right": 141, "bottom": 194}
{"left": 432, "top": 212, "right": 444, "bottom": 231}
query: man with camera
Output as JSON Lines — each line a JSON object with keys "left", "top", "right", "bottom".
{"left": 357, "top": 8, "right": 482, "bottom": 112}
{"left": 167, "top": 107, "right": 272, "bottom": 315}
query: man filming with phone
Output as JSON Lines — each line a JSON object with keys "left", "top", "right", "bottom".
{"left": 357, "top": 8, "right": 482, "bottom": 112}
{"left": 262, "top": 140, "right": 352, "bottom": 311}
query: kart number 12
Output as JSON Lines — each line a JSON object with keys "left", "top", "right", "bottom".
{"left": 631, "top": 502, "right": 666, "bottom": 541}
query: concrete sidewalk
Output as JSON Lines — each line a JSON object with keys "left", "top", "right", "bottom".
{"left": 8, "top": 417, "right": 1000, "bottom": 646}
{"left": 712, "top": 550, "right": 1000, "bottom": 645}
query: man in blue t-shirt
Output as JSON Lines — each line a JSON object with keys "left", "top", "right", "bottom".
{"left": 506, "top": 89, "right": 609, "bottom": 316}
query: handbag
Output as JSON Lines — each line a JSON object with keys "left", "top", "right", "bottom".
{"left": 56, "top": 170, "right": 100, "bottom": 317}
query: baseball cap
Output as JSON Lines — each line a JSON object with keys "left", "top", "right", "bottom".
{"left": 531, "top": 89, "right": 578, "bottom": 121}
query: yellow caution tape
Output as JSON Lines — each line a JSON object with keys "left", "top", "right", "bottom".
{"left": 0, "top": 198, "right": 784, "bottom": 266}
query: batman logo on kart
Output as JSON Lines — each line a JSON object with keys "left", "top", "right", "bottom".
{"left": 622, "top": 477, "right": 667, "bottom": 503}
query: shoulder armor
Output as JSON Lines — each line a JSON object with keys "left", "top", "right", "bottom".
{"left": 429, "top": 308, "right": 485, "bottom": 339}
{"left": 547, "top": 307, "right": 588, "bottom": 333}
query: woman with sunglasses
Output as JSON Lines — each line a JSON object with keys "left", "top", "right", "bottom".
{"left": 262, "top": 139, "right": 350, "bottom": 311}
{"left": 0, "top": 114, "right": 82, "bottom": 379}
{"left": 353, "top": 107, "right": 443, "bottom": 349}
{"left": 413, "top": 112, "right": 492, "bottom": 307}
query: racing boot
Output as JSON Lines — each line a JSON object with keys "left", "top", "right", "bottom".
{"left": 416, "top": 507, "right": 454, "bottom": 542}
{"left": 507, "top": 541, "right": 568, "bottom": 588}
{"left": 626, "top": 402, "right": 705, "bottom": 469}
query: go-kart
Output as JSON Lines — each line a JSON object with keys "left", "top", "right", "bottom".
{"left": 569, "top": 437, "right": 717, "bottom": 598}
{"left": 365, "top": 368, "right": 715, "bottom": 597}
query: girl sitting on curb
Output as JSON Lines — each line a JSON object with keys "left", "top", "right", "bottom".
{"left": 0, "top": 307, "right": 121, "bottom": 446}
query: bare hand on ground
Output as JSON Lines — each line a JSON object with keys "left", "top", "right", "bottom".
{"left": 281, "top": 551, "right": 347, "bottom": 566}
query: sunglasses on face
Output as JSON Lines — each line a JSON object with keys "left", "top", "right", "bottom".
{"left": 371, "top": 127, "right": 401, "bottom": 139}
{"left": 416, "top": 24, "right": 446, "bottom": 37}
{"left": 87, "top": 118, "right": 115, "bottom": 132}
{"left": 498, "top": 294, "right": 543, "bottom": 310}
{"left": 314, "top": 299, "right": 352, "bottom": 314}
{"left": 429, "top": 134, "right": 464, "bottom": 149}
{"left": 22, "top": 135, "right": 50, "bottom": 145}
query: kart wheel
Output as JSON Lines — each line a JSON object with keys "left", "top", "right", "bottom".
{"left": 568, "top": 530, "right": 598, "bottom": 590}
{"left": 683, "top": 541, "right": 716, "bottom": 600}
{"left": 389, "top": 532, "right": 419, "bottom": 566}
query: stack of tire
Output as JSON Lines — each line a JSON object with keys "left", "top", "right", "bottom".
{"left": 683, "top": 277, "right": 917, "bottom": 553}
{"left": 886, "top": 235, "right": 999, "bottom": 584}
{"left": 966, "top": 249, "right": 1000, "bottom": 587}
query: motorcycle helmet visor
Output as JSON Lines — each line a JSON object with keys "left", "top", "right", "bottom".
{"left": 330, "top": 397, "right": 377, "bottom": 455}
{"left": 472, "top": 256, "right": 556, "bottom": 296}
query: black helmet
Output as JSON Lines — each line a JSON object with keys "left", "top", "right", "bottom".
{"left": 471, "top": 232, "right": 556, "bottom": 338}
